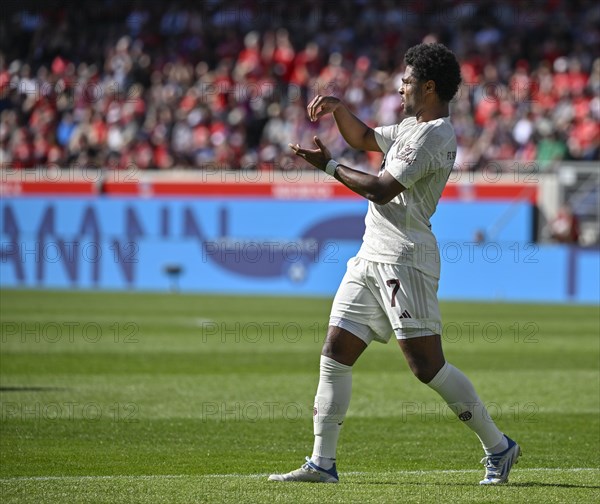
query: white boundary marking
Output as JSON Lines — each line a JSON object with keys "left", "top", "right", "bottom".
{"left": 0, "top": 467, "right": 597, "bottom": 483}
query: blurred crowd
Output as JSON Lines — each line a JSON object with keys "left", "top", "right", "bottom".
{"left": 0, "top": 0, "right": 599, "bottom": 173}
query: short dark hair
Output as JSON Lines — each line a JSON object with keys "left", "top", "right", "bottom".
{"left": 404, "top": 43, "right": 462, "bottom": 102}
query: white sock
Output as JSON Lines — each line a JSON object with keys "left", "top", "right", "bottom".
{"left": 427, "top": 362, "right": 507, "bottom": 454}
{"left": 311, "top": 355, "right": 352, "bottom": 469}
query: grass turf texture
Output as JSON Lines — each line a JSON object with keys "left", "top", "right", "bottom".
{"left": 0, "top": 289, "right": 598, "bottom": 503}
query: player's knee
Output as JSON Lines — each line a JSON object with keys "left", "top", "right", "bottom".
{"left": 408, "top": 359, "right": 444, "bottom": 383}
{"left": 320, "top": 342, "right": 360, "bottom": 367}
{"left": 409, "top": 364, "right": 432, "bottom": 383}
{"left": 320, "top": 326, "right": 366, "bottom": 366}
{"left": 321, "top": 341, "right": 346, "bottom": 363}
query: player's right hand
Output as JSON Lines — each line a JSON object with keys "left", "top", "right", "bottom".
{"left": 307, "top": 95, "right": 341, "bottom": 122}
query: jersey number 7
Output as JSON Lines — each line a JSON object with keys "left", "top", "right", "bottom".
{"left": 385, "top": 279, "right": 400, "bottom": 308}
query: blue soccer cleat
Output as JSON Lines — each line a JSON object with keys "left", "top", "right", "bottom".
{"left": 479, "top": 435, "right": 521, "bottom": 485}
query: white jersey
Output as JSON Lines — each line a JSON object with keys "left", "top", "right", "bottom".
{"left": 356, "top": 116, "right": 456, "bottom": 279}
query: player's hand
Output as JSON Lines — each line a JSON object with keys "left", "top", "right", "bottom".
{"left": 307, "top": 95, "right": 342, "bottom": 122}
{"left": 289, "top": 136, "right": 332, "bottom": 171}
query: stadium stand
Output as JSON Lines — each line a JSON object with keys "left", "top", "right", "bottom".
{"left": 0, "top": 0, "right": 598, "bottom": 172}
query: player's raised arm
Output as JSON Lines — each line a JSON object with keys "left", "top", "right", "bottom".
{"left": 307, "top": 95, "right": 381, "bottom": 152}
{"left": 333, "top": 163, "right": 404, "bottom": 205}
{"left": 289, "top": 136, "right": 404, "bottom": 205}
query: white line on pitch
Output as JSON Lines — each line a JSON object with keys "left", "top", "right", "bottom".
{"left": 0, "top": 467, "right": 597, "bottom": 483}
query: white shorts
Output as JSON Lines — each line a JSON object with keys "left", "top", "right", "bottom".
{"left": 329, "top": 256, "right": 442, "bottom": 344}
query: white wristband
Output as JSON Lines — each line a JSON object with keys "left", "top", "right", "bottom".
{"left": 325, "top": 159, "right": 339, "bottom": 177}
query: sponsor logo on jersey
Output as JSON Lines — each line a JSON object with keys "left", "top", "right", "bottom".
{"left": 396, "top": 144, "right": 417, "bottom": 165}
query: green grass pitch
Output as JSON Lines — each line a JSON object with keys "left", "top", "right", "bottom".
{"left": 1, "top": 289, "right": 598, "bottom": 503}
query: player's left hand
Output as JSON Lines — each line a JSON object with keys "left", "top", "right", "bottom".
{"left": 289, "top": 136, "right": 332, "bottom": 171}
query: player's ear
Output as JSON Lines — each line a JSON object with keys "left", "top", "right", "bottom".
{"left": 425, "top": 80, "right": 435, "bottom": 95}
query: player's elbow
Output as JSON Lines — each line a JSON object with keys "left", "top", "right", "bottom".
{"left": 365, "top": 187, "right": 395, "bottom": 205}
{"left": 365, "top": 181, "right": 403, "bottom": 205}
{"left": 359, "top": 128, "right": 379, "bottom": 152}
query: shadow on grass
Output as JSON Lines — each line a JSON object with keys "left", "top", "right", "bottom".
{"left": 510, "top": 482, "right": 600, "bottom": 489}
{"left": 354, "top": 480, "right": 600, "bottom": 490}
{"left": 0, "top": 387, "right": 68, "bottom": 392}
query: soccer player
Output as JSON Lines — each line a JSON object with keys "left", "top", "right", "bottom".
{"left": 269, "top": 43, "right": 520, "bottom": 485}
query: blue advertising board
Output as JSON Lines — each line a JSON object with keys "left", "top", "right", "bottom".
{"left": 1, "top": 197, "right": 597, "bottom": 304}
